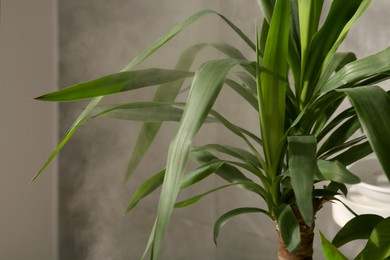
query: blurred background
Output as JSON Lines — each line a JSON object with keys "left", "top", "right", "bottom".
{"left": 1, "top": 0, "right": 389, "bottom": 259}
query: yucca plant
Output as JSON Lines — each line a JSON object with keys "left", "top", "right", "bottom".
{"left": 35, "top": 0, "right": 390, "bottom": 259}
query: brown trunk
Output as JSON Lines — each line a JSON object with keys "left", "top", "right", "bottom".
{"left": 276, "top": 200, "right": 324, "bottom": 260}
{"left": 276, "top": 220, "right": 314, "bottom": 260}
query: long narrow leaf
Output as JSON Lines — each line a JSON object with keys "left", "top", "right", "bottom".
{"left": 301, "top": 0, "right": 363, "bottom": 103}
{"left": 276, "top": 204, "right": 300, "bottom": 253}
{"left": 36, "top": 69, "right": 193, "bottom": 102}
{"left": 316, "top": 160, "right": 360, "bottom": 184}
{"left": 288, "top": 135, "right": 317, "bottom": 225}
{"left": 175, "top": 181, "right": 257, "bottom": 208}
{"left": 342, "top": 86, "right": 390, "bottom": 179}
{"left": 356, "top": 217, "right": 390, "bottom": 260}
{"left": 318, "top": 47, "right": 390, "bottom": 94}
{"left": 332, "top": 214, "right": 384, "bottom": 248}
{"left": 213, "top": 207, "right": 270, "bottom": 245}
{"left": 320, "top": 232, "right": 348, "bottom": 260}
{"left": 31, "top": 97, "right": 103, "bottom": 181}
{"left": 126, "top": 169, "right": 165, "bottom": 213}
{"left": 126, "top": 42, "right": 250, "bottom": 180}
{"left": 259, "top": 0, "right": 289, "bottom": 170}
{"left": 150, "top": 59, "right": 246, "bottom": 259}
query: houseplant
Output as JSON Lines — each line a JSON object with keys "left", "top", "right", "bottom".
{"left": 34, "top": 0, "right": 390, "bottom": 259}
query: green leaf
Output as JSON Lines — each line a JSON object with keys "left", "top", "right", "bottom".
{"left": 318, "top": 115, "right": 360, "bottom": 156}
{"left": 257, "top": 0, "right": 275, "bottom": 23}
{"left": 318, "top": 47, "right": 390, "bottom": 94}
{"left": 316, "top": 160, "right": 360, "bottom": 184}
{"left": 320, "top": 232, "right": 348, "bottom": 260}
{"left": 36, "top": 69, "right": 193, "bottom": 102}
{"left": 175, "top": 181, "right": 255, "bottom": 208}
{"left": 332, "top": 141, "right": 372, "bottom": 166}
{"left": 276, "top": 204, "right": 300, "bottom": 253}
{"left": 150, "top": 59, "right": 245, "bottom": 259}
{"left": 192, "top": 144, "right": 262, "bottom": 169}
{"left": 301, "top": 0, "right": 364, "bottom": 103}
{"left": 323, "top": 0, "right": 374, "bottom": 69}
{"left": 126, "top": 169, "right": 165, "bottom": 213}
{"left": 259, "top": 0, "right": 290, "bottom": 169}
{"left": 121, "top": 9, "right": 255, "bottom": 72}
{"left": 356, "top": 217, "right": 390, "bottom": 260}
{"left": 93, "top": 102, "right": 187, "bottom": 122}
{"left": 125, "top": 43, "right": 207, "bottom": 181}
{"left": 316, "top": 52, "right": 357, "bottom": 92}
{"left": 287, "top": 135, "right": 317, "bottom": 226}
{"left": 342, "top": 86, "right": 390, "bottom": 180}
{"left": 298, "top": 0, "right": 324, "bottom": 75}
{"left": 213, "top": 207, "right": 269, "bottom": 245}
{"left": 191, "top": 151, "right": 270, "bottom": 201}
{"left": 31, "top": 97, "right": 103, "bottom": 181}
{"left": 332, "top": 214, "right": 384, "bottom": 248}
{"left": 180, "top": 161, "right": 224, "bottom": 189}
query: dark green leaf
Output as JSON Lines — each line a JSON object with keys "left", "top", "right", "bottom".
{"left": 342, "top": 86, "right": 390, "bottom": 180}
{"left": 276, "top": 204, "right": 300, "bottom": 253}
{"left": 213, "top": 207, "right": 269, "bottom": 245}
{"left": 332, "top": 141, "right": 372, "bottom": 166}
{"left": 316, "top": 160, "right": 360, "bottom": 184}
{"left": 318, "top": 116, "right": 360, "bottom": 156}
{"left": 175, "top": 181, "right": 258, "bottom": 208}
{"left": 288, "top": 135, "right": 317, "bottom": 226}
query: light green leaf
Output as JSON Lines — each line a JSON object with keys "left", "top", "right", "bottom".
{"left": 175, "top": 181, "right": 255, "bottom": 208}
{"left": 301, "top": 0, "right": 364, "bottom": 103}
{"left": 298, "top": 0, "right": 324, "bottom": 76}
{"left": 318, "top": 47, "right": 390, "bottom": 94}
{"left": 316, "top": 52, "right": 357, "bottom": 93}
{"left": 126, "top": 161, "right": 224, "bottom": 213}
{"left": 320, "top": 232, "right": 348, "bottom": 260}
{"left": 180, "top": 161, "right": 224, "bottom": 189}
{"left": 259, "top": 0, "right": 290, "bottom": 170}
{"left": 192, "top": 144, "right": 261, "bottom": 169}
{"left": 356, "top": 217, "right": 390, "bottom": 260}
{"left": 126, "top": 169, "right": 165, "bottom": 213}
{"left": 125, "top": 43, "right": 206, "bottom": 181}
{"left": 93, "top": 102, "right": 187, "bottom": 122}
{"left": 31, "top": 97, "right": 103, "bottom": 181}
{"left": 332, "top": 214, "right": 384, "bottom": 248}
{"left": 150, "top": 59, "right": 246, "bottom": 259}
{"left": 288, "top": 135, "right": 317, "bottom": 226}
{"left": 342, "top": 86, "right": 390, "bottom": 179}
{"left": 35, "top": 69, "right": 193, "bottom": 102}
{"left": 190, "top": 151, "right": 270, "bottom": 201}
{"left": 213, "top": 207, "right": 270, "bottom": 245}
{"left": 276, "top": 204, "right": 300, "bottom": 253}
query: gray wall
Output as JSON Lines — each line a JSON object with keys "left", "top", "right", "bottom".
{"left": 58, "top": 1, "right": 390, "bottom": 260}
{"left": 0, "top": 0, "right": 58, "bottom": 259}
